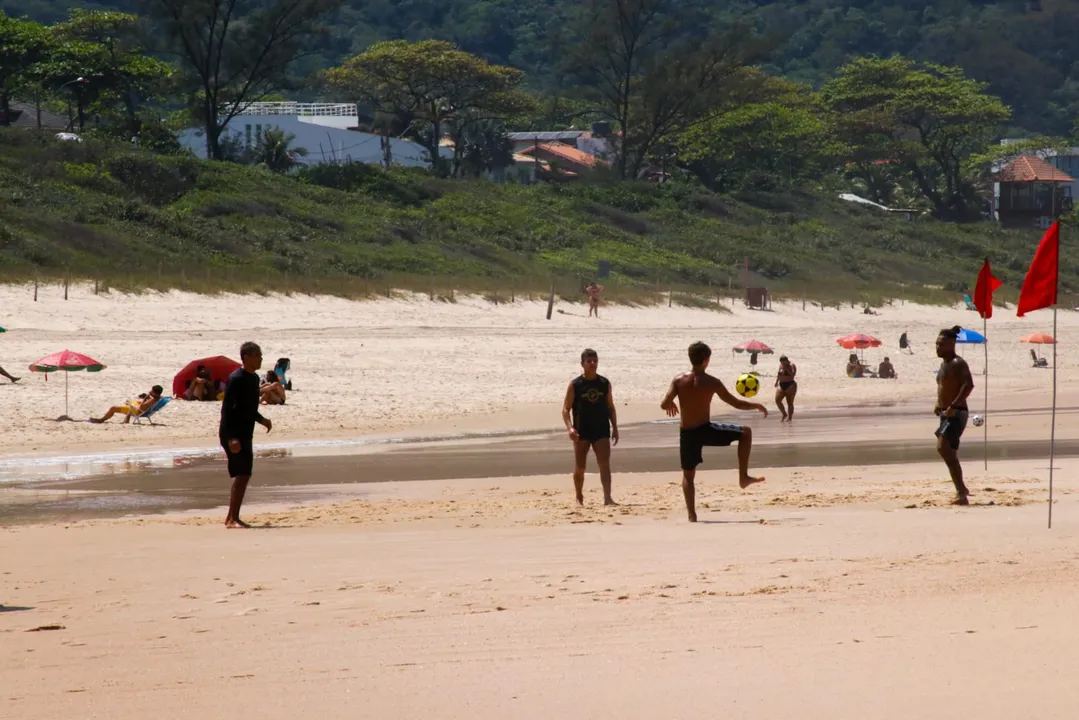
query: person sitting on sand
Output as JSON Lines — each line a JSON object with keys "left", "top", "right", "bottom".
{"left": 878, "top": 357, "right": 897, "bottom": 379}
{"left": 260, "top": 370, "right": 286, "bottom": 405}
{"left": 846, "top": 353, "right": 864, "bottom": 378}
{"left": 91, "top": 385, "right": 163, "bottom": 424}
{"left": 0, "top": 366, "right": 19, "bottom": 383}
{"left": 186, "top": 365, "right": 215, "bottom": 401}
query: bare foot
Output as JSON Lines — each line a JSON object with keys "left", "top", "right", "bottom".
{"left": 951, "top": 495, "right": 970, "bottom": 506}
{"left": 88, "top": 418, "right": 104, "bottom": 424}
{"left": 779, "top": 415, "right": 788, "bottom": 422}
{"left": 225, "top": 519, "right": 251, "bottom": 528}
{"left": 10, "top": 377, "right": 19, "bottom": 383}
{"left": 739, "top": 475, "right": 766, "bottom": 489}
{"left": 687, "top": 509, "right": 697, "bottom": 522}
{"left": 603, "top": 498, "right": 619, "bottom": 506}
{"left": 575, "top": 493, "right": 584, "bottom": 506}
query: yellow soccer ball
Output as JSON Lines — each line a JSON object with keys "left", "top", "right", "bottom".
{"left": 735, "top": 373, "right": 760, "bottom": 398}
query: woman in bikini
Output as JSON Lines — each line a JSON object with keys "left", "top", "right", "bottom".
{"left": 775, "top": 355, "right": 797, "bottom": 422}
{"left": 585, "top": 282, "right": 604, "bottom": 318}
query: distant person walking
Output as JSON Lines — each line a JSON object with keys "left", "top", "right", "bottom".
{"left": 585, "top": 282, "right": 604, "bottom": 318}
{"left": 220, "top": 341, "right": 272, "bottom": 528}
{"left": 899, "top": 331, "right": 912, "bottom": 354}
{"left": 562, "top": 348, "right": 619, "bottom": 505}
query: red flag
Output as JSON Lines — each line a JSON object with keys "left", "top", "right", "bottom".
{"left": 1017, "top": 221, "right": 1060, "bottom": 318}
{"left": 973, "top": 258, "right": 1003, "bottom": 319}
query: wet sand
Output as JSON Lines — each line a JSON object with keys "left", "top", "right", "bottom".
{"left": 4, "top": 400, "right": 1076, "bottom": 525}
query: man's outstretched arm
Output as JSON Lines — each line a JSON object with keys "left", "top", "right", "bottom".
{"left": 716, "top": 381, "right": 768, "bottom": 417}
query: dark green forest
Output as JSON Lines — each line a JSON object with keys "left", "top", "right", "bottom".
{"left": 4, "top": 0, "right": 1076, "bottom": 135}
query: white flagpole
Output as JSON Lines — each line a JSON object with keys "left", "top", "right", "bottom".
{"left": 1049, "top": 306, "right": 1058, "bottom": 529}
{"left": 983, "top": 313, "right": 988, "bottom": 472}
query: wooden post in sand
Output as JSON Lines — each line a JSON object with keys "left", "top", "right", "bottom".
{"left": 668, "top": 288, "right": 673, "bottom": 307}
{"left": 64, "top": 277, "right": 68, "bottom": 300}
{"left": 546, "top": 282, "right": 555, "bottom": 319}
{"left": 33, "top": 278, "right": 38, "bottom": 301}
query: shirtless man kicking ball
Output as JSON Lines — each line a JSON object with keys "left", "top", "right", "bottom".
{"left": 661, "top": 341, "right": 768, "bottom": 522}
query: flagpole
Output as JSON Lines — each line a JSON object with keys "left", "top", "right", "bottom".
{"left": 983, "top": 313, "right": 988, "bottom": 472}
{"left": 1048, "top": 185, "right": 1060, "bottom": 529}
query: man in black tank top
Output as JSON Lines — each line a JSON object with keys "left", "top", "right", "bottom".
{"left": 561, "top": 348, "right": 619, "bottom": 505}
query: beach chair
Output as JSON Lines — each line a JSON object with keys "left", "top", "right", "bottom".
{"left": 1030, "top": 349, "right": 1049, "bottom": 368}
{"left": 963, "top": 294, "right": 977, "bottom": 311}
{"left": 274, "top": 357, "right": 292, "bottom": 390}
{"left": 132, "top": 396, "right": 171, "bottom": 425}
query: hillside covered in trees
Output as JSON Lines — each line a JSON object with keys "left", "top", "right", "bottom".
{"left": 4, "top": 0, "right": 1077, "bottom": 136}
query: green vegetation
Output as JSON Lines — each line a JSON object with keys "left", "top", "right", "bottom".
{"left": 1, "top": 128, "right": 1072, "bottom": 306}
{"left": 6, "top": 0, "right": 1076, "bottom": 137}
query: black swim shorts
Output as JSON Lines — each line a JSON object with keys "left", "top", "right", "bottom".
{"left": 679, "top": 422, "right": 744, "bottom": 471}
{"left": 221, "top": 438, "right": 254, "bottom": 478}
{"left": 935, "top": 410, "right": 968, "bottom": 450}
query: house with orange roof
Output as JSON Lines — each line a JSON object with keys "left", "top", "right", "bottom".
{"left": 515, "top": 141, "right": 610, "bottom": 178}
{"left": 993, "top": 154, "right": 1074, "bottom": 229}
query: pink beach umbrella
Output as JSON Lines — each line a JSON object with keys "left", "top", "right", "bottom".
{"left": 29, "top": 350, "right": 107, "bottom": 420}
{"left": 733, "top": 339, "right": 774, "bottom": 354}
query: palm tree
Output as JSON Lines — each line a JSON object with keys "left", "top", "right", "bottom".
{"left": 256, "top": 128, "right": 309, "bottom": 173}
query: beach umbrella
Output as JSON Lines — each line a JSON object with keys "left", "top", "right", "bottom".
{"left": 733, "top": 339, "right": 773, "bottom": 354}
{"left": 1020, "top": 333, "right": 1056, "bottom": 344}
{"left": 29, "top": 350, "right": 106, "bottom": 420}
{"left": 836, "top": 333, "right": 882, "bottom": 349}
{"left": 955, "top": 328, "right": 986, "bottom": 344}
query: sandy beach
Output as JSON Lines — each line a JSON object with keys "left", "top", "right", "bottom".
{"left": 2, "top": 284, "right": 1077, "bottom": 718}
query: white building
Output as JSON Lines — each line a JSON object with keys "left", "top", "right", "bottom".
{"left": 178, "top": 102, "right": 437, "bottom": 169}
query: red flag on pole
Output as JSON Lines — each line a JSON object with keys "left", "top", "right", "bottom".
{"left": 1017, "top": 221, "right": 1060, "bottom": 317}
{"left": 973, "top": 258, "right": 1003, "bottom": 319}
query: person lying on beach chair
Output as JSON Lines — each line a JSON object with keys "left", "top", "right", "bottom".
{"left": 1031, "top": 349, "right": 1049, "bottom": 368}
{"left": 90, "top": 385, "right": 164, "bottom": 424}
{"left": 260, "top": 370, "right": 286, "bottom": 405}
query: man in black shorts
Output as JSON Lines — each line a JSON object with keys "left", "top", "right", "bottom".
{"left": 935, "top": 326, "right": 974, "bottom": 505}
{"left": 220, "top": 341, "right": 273, "bottom": 528}
{"left": 660, "top": 341, "right": 768, "bottom": 522}
{"left": 561, "top": 348, "right": 619, "bottom": 505}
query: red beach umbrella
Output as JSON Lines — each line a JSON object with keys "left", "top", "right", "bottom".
{"left": 836, "top": 333, "right": 882, "bottom": 349}
{"left": 29, "top": 350, "right": 107, "bottom": 420}
{"left": 1020, "top": 333, "right": 1056, "bottom": 344}
{"left": 733, "top": 339, "right": 774, "bottom": 354}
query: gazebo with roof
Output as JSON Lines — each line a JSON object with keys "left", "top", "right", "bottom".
{"left": 994, "top": 155, "right": 1074, "bottom": 229}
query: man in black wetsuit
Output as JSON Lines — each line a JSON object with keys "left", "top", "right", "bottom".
{"left": 561, "top": 348, "right": 619, "bottom": 506}
{"left": 220, "top": 341, "right": 272, "bottom": 528}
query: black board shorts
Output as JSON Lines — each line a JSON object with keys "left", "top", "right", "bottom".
{"left": 679, "top": 422, "right": 744, "bottom": 471}
{"left": 935, "top": 410, "right": 968, "bottom": 450}
{"left": 221, "top": 438, "right": 254, "bottom": 478}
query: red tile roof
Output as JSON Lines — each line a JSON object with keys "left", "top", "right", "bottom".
{"left": 998, "top": 155, "right": 1074, "bottom": 183}
{"left": 517, "top": 141, "right": 607, "bottom": 168}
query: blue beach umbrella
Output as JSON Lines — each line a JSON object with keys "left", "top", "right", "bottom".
{"left": 956, "top": 328, "right": 986, "bottom": 344}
